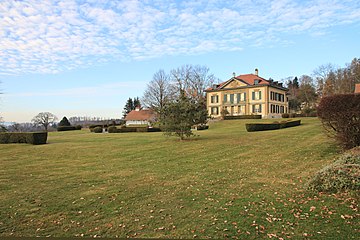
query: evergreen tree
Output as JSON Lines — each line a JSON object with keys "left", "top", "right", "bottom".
{"left": 122, "top": 97, "right": 141, "bottom": 118}
{"left": 160, "top": 92, "right": 208, "bottom": 140}
{"left": 58, "top": 116, "right": 71, "bottom": 126}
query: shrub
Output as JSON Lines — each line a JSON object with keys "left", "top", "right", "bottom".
{"left": 307, "top": 153, "right": 360, "bottom": 193}
{"left": 58, "top": 116, "right": 71, "bottom": 127}
{"left": 75, "top": 125, "right": 82, "bottom": 130}
{"left": 246, "top": 123, "right": 280, "bottom": 132}
{"left": 136, "top": 127, "right": 148, "bottom": 132}
{"left": 224, "top": 115, "right": 261, "bottom": 120}
{"left": 317, "top": 94, "right": 360, "bottom": 149}
{"left": 147, "top": 127, "right": 161, "bottom": 132}
{"left": 57, "top": 126, "right": 77, "bottom": 131}
{"left": 246, "top": 120, "right": 301, "bottom": 132}
{"left": 93, "top": 126, "right": 103, "bottom": 133}
{"left": 108, "top": 126, "right": 118, "bottom": 133}
{"left": 282, "top": 113, "right": 289, "bottom": 118}
{"left": 0, "top": 132, "right": 47, "bottom": 145}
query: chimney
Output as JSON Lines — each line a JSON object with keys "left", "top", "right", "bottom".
{"left": 135, "top": 106, "right": 140, "bottom": 111}
{"left": 255, "top": 68, "right": 259, "bottom": 76}
{"left": 232, "top": 72, "right": 236, "bottom": 78}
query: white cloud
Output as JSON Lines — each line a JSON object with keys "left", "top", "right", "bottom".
{"left": 0, "top": 0, "right": 359, "bottom": 75}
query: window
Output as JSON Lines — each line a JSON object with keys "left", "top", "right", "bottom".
{"left": 252, "top": 104, "right": 262, "bottom": 113}
{"left": 230, "top": 94, "right": 234, "bottom": 103}
{"left": 211, "top": 107, "right": 218, "bottom": 115}
{"left": 236, "top": 93, "right": 240, "bottom": 103}
{"left": 211, "top": 95, "right": 219, "bottom": 103}
{"left": 223, "top": 94, "right": 228, "bottom": 103}
{"left": 252, "top": 90, "right": 262, "bottom": 100}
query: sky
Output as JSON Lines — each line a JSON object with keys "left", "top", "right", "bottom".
{"left": 0, "top": 0, "right": 360, "bottom": 123}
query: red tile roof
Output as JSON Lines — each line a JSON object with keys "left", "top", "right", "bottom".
{"left": 355, "top": 84, "right": 360, "bottom": 93}
{"left": 235, "top": 74, "right": 269, "bottom": 85}
{"left": 125, "top": 109, "right": 156, "bottom": 121}
{"left": 205, "top": 73, "right": 271, "bottom": 91}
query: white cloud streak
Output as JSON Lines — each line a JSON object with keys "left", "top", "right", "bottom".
{"left": 0, "top": 0, "right": 359, "bottom": 75}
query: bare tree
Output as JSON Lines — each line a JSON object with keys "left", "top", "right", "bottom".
{"left": 32, "top": 112, "right": 58, "bottom": 132}
{"left": 170, "top": 64, "right": 217, "bottom": 102}
{"left": 313, "top": 63, "right": 336, "bottom": 97}
{"left": 142, "top": 69, "right": 172, "bottom": 114}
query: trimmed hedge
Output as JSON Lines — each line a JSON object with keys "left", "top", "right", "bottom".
{"left": 224, "top": 115, "right": 261, "bottom": 120}
{"left": 0, "top": 132, "right": 48, "bottom": 145}
{"left": 107, "top": 126, "right": 162, "bottom": 133}
{"left": 93, "top": 126, "right": 103, "bottom": 133}
{"left": 246, "top": 120, "right": 301, "bottom": 132}
{"left": 317, "top": 93, "right": 360, "bottom": 149}
{"left": 57, "top": 126, "right": 77, "bottom": 131}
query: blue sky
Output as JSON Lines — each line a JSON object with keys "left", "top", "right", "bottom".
{"left": 1, "top": 0, "right": 360, "bottom": 122}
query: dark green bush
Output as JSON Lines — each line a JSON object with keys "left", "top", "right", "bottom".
{"left": 282, "top": 113, "right": 290, "bottom": 118}
{"left": 0, "top": 132, "right": 47, "bottom": 145}
{"left": 147, "top": 127, "right": 161, "bottom": 132}
{"left": 93, "top": 126, "right": 103, "bottom": 133}
{"left": 136, "top": 127, "right": 148, "bottom": 132}
{"left": 118, "top": 127, "right": 137, "bottom": 133}
{"left": 58, "top": 116, "right": 71, "bottom": 127}
{"left": 57, "top": 126, "right": 77, "bottom": 131}
{"left": 246, "top": 120, "right": 301, "bottom": 132}
{"left": 224, "top": 115, "right": 261, "bottom": 120}
{"left": 246, "top": 123, "right": 280, "bottom": 132}
{"left": 75, "top": 125, "right": 82, "bottom": 130}
{"left": 307, "top": 153, "right": 360, "bottom": 193}
{"left": 284, "top": 120, "right": 301, "bottom": 128}
{"left": 108, "top": 126, "right": 118, "bottom": 133}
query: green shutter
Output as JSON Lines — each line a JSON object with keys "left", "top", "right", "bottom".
{"left": 223, "top": 94, "right": 227, "bottom": 103}
{"left": 237, "top": 93, "right": 240, "bottom": 103}
{"left": 244, "top": 92, "right": 246, "bottom": 101}
{"left": 259, "top": 91, "right": 262, "bottom": 100}
{"left": 252, "top": 92, "right": 255, "bottom": 100}
{"left": 252, "top": 105, "right": 255, "bottom": 113}
{"left": 259, "top": 104, "right": 262, "bottom": 113}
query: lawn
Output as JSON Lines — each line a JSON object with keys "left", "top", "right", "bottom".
{"left": 0, "top": 118, "right": 358, "bottom": 238}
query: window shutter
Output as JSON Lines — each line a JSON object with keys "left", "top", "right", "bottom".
{"left": 216, "top": 95, "right": 219, "bottom": 103}
{"left": 252, "top": 91, "right": 255, "bottom": 100}
{"left": 259, "top": 91, "right": 262, "bottom": 100}
{"left": 252, "top": 105, "right": 255, "bottom": 113}
{"left": 244, "top": 92, "right": 246, "bottom": 101}
{"left": 223, "top": 94, "right": 227, "bottom": 103}
{"left": 237, "top": 93, "right": 240, "bottom": 103}
{"left": 259, "top": 104, "right": 262, "bottom": 113}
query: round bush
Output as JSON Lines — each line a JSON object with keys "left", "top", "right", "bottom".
{"left": 108, "top": 126, "right": 118, "bottom": 133}
{"left": 93, "top": 126, "right": 103, "bottom": 133}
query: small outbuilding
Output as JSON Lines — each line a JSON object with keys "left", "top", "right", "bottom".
{"left": 124, "top": 107, "right": 156, "bottom": 126}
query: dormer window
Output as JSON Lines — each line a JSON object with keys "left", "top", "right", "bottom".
{"left": 254, "top": 79, "right": 260, "bottom": 85}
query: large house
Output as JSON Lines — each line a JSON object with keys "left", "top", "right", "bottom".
{"left": 205, "top": 69, "right": 289, "bottom": 118}
{"left": 125, "top": 107, "right": 156, "bottom": 126}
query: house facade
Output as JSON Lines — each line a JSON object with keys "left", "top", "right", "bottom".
{"left": 355, "top": 83, "right": 360, "bottom": 93}
{"left": 125, "top": 108, "right": 156, "bottom": 126}
{"left": 205, "top": 69, "right": 289, "bottom": 118}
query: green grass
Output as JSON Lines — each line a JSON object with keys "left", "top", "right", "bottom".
{"left": 0, "top": 118, "right": 358, "bottom": 238}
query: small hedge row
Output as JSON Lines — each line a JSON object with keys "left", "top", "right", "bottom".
{"left": 224, "top": 115, "right": 262, "bottom": 120}
{"left": 246, "top": 120, "right": 301, "bottom": 132}
{"left": 101, "top": 126, "right": 161, "bottom": 133}
{"left": 57, "top": 125, "right": 82, "bottom": 131}
{"left": 0, "top": 132, "right": 48, "bottom": 145}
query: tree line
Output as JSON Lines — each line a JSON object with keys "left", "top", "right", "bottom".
{"left": 285, "top": 57, "right": 360, "bottom": 113}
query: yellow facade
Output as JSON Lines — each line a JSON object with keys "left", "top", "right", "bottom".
{"left": 206, "top": 78, "right": 288, "bottom": 118}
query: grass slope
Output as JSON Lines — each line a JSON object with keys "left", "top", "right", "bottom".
{"left": 0, "top": 118, "right": 358, "bottom": 238}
